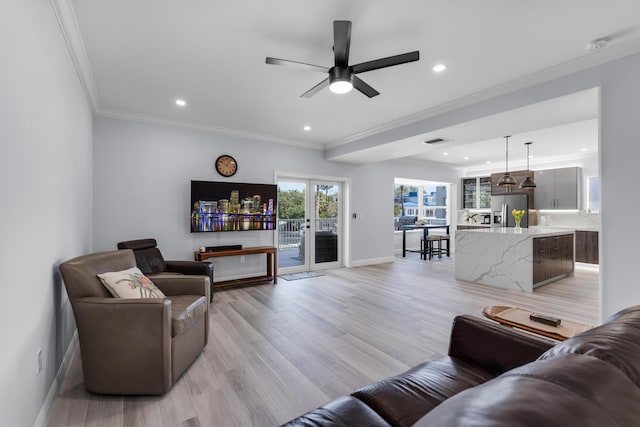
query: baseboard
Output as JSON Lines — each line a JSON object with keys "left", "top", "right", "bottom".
{"left": 350, "top": 256, "right": 396, "bottom": 267}
{"left": 33, "top": 330, "right": 78, "bottom": 427}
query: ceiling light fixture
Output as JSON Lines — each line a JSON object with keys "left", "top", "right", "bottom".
{"left": 519, "top": 142, "right": 536, "bottom": 188}
{"left": 442, "top": 152, "right": 449, "bottom": 156}
{"left": 464, "top": 156, "right": 470, "bottom": 160}
{"left": 432, "top": 63, "right": 447, "bottom": 73}
{"left": 497, "top": 135, "right": 517, "bottom": 187}
{"left": 303, "top": 125, "right": 311, "bottom": 131}
{"left": 175, "top": 99, "right": 186, "bottom": 107}
{"left": 587, "top": 38, "right": 608, "bottom": 52}
{"left": 328, "top": 67, "right": 353, "bottom": 94}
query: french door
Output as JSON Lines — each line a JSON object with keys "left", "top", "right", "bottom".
{"left": 277, "top": 178, "right": 343, "bottom": 272}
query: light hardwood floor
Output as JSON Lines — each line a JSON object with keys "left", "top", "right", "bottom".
{"left": 47, "top": 256, "right": 599, "bottom": 427}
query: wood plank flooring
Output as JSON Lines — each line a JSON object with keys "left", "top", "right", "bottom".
{"left": 47, "top": 256, "right": 600, "bottom": 427}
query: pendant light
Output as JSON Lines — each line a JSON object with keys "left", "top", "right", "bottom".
{"left": 519, "top": 142, "right": 537, "bottom": 188}
{"left": 497, "top": 135, "right": 517, "bottom": 187}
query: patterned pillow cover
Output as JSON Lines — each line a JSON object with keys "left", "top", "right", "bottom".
{"left": 97, "top": 267, "right": 166, "bottom": 299}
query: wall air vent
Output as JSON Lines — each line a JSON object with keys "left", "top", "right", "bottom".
{"left": 423, "top": 137, "right": 451, "bottom": 145}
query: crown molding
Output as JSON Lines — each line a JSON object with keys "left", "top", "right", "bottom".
{"left": 50, "top": 0, "right": 99, "bottom": 110}
{"left": 95, "top": 107, "right": 322, "bottom": 150}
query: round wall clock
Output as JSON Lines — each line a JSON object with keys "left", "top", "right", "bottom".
{"left": 215, "top": 155, "right": 237, "bottom": 177}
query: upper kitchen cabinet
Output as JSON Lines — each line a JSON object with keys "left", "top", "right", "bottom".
{"left": 462, "top": 176, "right": 491, "bottom": 209}
{"left": 534, "top": 167, "right": 582, "bottom": 210}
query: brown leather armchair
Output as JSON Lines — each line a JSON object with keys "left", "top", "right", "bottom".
{"left": 117, "top": 238, "right": 214, "bottom": 301}
{"left": 59, "top": 249, "right": 209, "bottom": 395}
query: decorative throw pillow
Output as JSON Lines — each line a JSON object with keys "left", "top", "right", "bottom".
{"left": 97, "top": 267, "right": 166, "bottom": 299}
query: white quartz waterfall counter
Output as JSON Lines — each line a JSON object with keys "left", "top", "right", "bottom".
{"left": 455, "top": 227, "right": 575, "bottom": 292}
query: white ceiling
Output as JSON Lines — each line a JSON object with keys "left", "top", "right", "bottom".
{"left": 57, "top": 0, "right": 640, "bottom": 167}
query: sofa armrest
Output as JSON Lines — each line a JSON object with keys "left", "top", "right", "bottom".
{"left": 152, "top": 275, "right": 210, "bottom": 301}
{"left": 166, "top": 260, "right": 213, "bottom": 277}
{"left": 73, "top": 297, "right": 172, "bottom": 394}
{"left": 448, "top": 315, "right": 555, "bottom": 375}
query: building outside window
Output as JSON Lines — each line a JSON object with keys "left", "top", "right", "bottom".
{"left": 394, "top": 179, "right": 450, "bottom": 229}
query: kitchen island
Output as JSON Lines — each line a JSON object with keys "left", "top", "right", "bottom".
{"left": 455, "top": 226, "right": 574, "bottom": 292}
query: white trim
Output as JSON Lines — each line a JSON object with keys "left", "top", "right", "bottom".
{"left": 96, "top": 108, "right": 321, "bottom": 150}
{"left": 350, "top": 256, "right": 396, "bottom": 267}
{"left": 33, "top": 330, "right": 79, "bottom": 427}
{"left": 274, "top": 172, "right": 351, "bottom": 271}
{"left": 50, "top": 0, "right": 99, "bottom": 110}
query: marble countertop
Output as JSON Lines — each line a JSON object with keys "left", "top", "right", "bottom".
{"left": 456, "top": 226, "right": 575, "bottom": 237}
{"left": 540, "top": 225, "right": 599, "bottom": 232}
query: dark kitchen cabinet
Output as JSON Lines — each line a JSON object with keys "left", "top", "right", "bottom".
{"left": 490, "top": 170, "right": 535, "bottom": 209}
{"left": 561, "top": 234, "right": 575, "bottom": 273}
{"left": 534, "top": 167, "right": 582, "bottom": 209}
{"left": 575, "top": 230, "right": 599, "bottom": 264}
{"left": 533, "top": 234, "right": 574, "bottom": 285}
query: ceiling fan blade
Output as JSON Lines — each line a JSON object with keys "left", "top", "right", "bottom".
{"left": 333, "top": 20, "right": 351, "bottom": 67}
{"left": 353, "top": 76, "right": 380, "bottom": 98}
{"left": 300, "top": 77, "right": 330, "bottom": 98}
{"left": 265, "top": 57, "right": 329, "bottom": 73}
{"left": 351, "top": 51, "right": 420, "bottom": 74}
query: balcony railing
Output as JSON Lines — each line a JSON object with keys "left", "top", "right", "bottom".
{"left": 278, "top": 218, "right": 305, "bottom": 249}
{"left": 277, "top": 218, "right": 338, "bottom": 249}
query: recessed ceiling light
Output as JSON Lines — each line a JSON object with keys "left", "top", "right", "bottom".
{"left": 486, "top": 161, "right": 492, "bottom": 164}
{"left": 175, "top": 99, "right": 186, "bottom": 107}
{"left": 432, "top": 63, "right": 447, "bottom": 73}
{"left": 580, "top": 148, "right": 588, "bottom": 152}
{"left": 442, "top": 152, "right": 449, "bottom": 156}
{"left": 463, "top": 156, "right": 470, "bottom": 160}
{"left": 303, "top": 125, "right": 311, "bottom": 132}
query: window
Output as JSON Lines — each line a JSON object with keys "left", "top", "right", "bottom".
{"left": 394, "top": 179, "right": 450, "bottom": 229}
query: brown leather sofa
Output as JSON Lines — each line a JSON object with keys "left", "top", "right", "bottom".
{"left": 283, "top": 305, "right": 640, "bottom": 426}
{"left": 117, "top": 238, "right": 214, "bottom": 301}
{"left": 59, "top": 249, "right": 210, "bottom": 395}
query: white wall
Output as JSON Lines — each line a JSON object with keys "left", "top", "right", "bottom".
{"left": 0, "top": 1, "right": 93, "bottom": 426}
{"left": 93, "top": 117, "right": 461, "bottom": 276}
{"left": 599, "top": 53, "right": 640, "bottom": 318}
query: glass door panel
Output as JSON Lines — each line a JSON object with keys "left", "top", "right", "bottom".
{"left": 277, "top": 180, "right": 308, "bottom": 271}
{"left": 312, "top": 181, "right": 341, "bottom": 267}
{"left": 462, "top": 178, "right": 477, "bottom": 209}
{"left": 479, "top": 176, "right": 492, "bottom": 208}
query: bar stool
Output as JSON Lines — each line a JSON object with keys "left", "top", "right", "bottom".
{"left": 422, "top": 234, "right": 451, "bottom": 260}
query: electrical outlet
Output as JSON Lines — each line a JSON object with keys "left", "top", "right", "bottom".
{"left": 37, "top": 348, "right": 42, "bottom": 375}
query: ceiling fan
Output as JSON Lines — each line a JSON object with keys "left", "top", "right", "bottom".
{"left": 266, "top": 20, "right": 419, "bottom": 98}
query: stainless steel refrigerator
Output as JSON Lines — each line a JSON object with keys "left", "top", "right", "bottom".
{"left": 491, "top": 193, "right": 529, "bottom": 228}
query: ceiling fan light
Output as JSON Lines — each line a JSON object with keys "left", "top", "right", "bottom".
{"left": 329, "top": 80, "right": 353, "bottom": 94}
{"left": 329, "top": 67, "right": 353, "bottom": 94}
